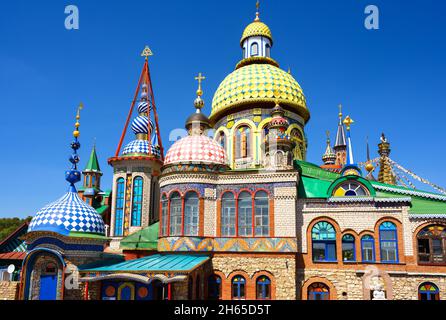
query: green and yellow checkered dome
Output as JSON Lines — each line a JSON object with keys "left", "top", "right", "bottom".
{"left": 210, "top": 61, "right": 310, "bottom": 123}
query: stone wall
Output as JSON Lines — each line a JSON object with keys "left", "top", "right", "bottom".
{"left": 211, "top": 254, "right": 296, "bottom": 300}
{"left": 0, "top": 281, "right": 19, "bottom": 300}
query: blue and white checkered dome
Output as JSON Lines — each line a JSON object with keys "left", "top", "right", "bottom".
{"left": 122, "top": 139, "right": 161, "bottom": 157}
{"left": 28, "top": 186, "right": 105, "bottom": 236}
{"left": 131, "top": 115, "right": 154, "bottom": 135}
{"left": 137, "top": 101, "right": 152, "bottom": 114}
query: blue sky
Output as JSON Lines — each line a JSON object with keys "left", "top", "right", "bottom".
{"left": 0, "top": 0, "right": 445, "bottom": 218}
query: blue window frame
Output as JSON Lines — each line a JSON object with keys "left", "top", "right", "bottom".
{"left": 361, "top": 235, "right": 376, "bottom": 262}
{"left": 131, "top": 177, "right": 143, "bottom": 227}
{"left": 418, "top": 282, "right": 440, "bottom": 300}
{"left": 308, "top": 282, "right": 329, "bottom": 300}
{"left": 232, "top": 276, "right": 246, "bottom": 300}
{"left": 114, "top": 178, "right": 125, "bottom": 236}
{"left": 379, "top": 222, "right": 399, "bottom": 263}
{"left": 208, "top": 275, "right": 222, "bottom": 300}
{"left": 256, "top": 276, "right": 271, "bottom": 300}
{"left": 342, "top": 234, "right": 356, "bottom": 262}
{"left": 312, "top": 221, "right": 337, "bottom": 262}
{"left": 184, "top": 191, "right": 199, "bottom": 236}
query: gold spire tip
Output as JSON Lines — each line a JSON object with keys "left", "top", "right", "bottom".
{"left": 338, "top": 104, "right": 342, "bottom": 118}
{"left": 343, "top": 115, "right": 354, "bottom": 131}
{"left": 255, "top": 0, "right": 260, "bottom": 21}
{"left": 73, "top": 102, "right": 83, "bottom": 138}
{"left": 194, "top": 72, "right": 206, "bottom": 97}
{"left": 141, "top": 46, "right": 153, "bottom": 60}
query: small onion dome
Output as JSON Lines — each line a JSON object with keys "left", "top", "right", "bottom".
{"left": 240, "top": 21, "right": 273, "bottom": 46}
{"left": 164, "top": 135, "right": 227, "bottom": 166}
{"left": 185, "top": 112, "right": 211, "bottom": 131}
{"left": 122, "top": 139, "right": 161, "bottom": 157}
{"left": 28, "top": 186, "right": 105, "bottom": 236}
{"left": 131, "top": 115, "right": 154, "bottom": 135}
{"left": 137, "top": 101, "right": 152, "bottom": 114}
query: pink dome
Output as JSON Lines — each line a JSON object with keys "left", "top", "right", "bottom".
{"left": 164, "top": 135, "right": 228, "bottom": 166}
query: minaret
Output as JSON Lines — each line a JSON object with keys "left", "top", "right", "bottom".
{"left": 240, "top": 1, "right": 273, "bottom": 60}
{"left": 378, "top": 133, "right": 396, "bottom": 185}
{"left": 322, "top": 131, "right": 336, "bottom": 165}
{"left": 334, "top": 104, "right": 347, "bottom": 166}
{"left": 81, "top": 144, "right": 103, "bottom": 205}
{"left": 108, "top": 46, "right": 164, "bottom": 244}
{"left": 262, "top": 100, "right": 295, "bottom": 170}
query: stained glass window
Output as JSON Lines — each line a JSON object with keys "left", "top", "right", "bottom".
{"left": 238, "top": 191, "right": 253, "bottom": 236}
{"left": 333, "top": 182, "right": 367, "bottom": 197}
{"left": 221, "top": 192, "right": 236, "bottom": 236}
{"left": 169, "top": 192, "right": 182, "bottom": 236}
{"left": 312, "top": 221, "right": 337, "bottom": 262}
{"left": 308, "top": 283, "right": 329, "bottom": 300}
{"left": 254, "top": 191, "right": 269, "bottom": 236}
{"left": 131, "top": 177, "right": 143, "bottom": 226}
{"left": 184, "top": 191, "right": 199, "bottom": 236}
{"left": 114, "top": 178, "right": 125, "bottom": 236}
{"left": 232, "top": 276, "right": 246, "bottom": 300}
{"left": 419, "top": 282, "right": 440, "bottom": 300}
{"left": 342, "top": 234, "right": 356, "bottom": 262}
{"left": 379, "top": 222, "right": 398, "bottom": 263}
{"left": 361, "top": 235, "right": 375, "bottom": 262}
{"left": 256, "top": 276, "right": 271, "bottom": 300}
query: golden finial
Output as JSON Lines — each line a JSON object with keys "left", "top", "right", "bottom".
{"left": 194, "top": 72, "right": 206, "bottom": 97}
{"left": 255, "top": 0, "right": 260, "bottom": 21}
{"left": 141, "top": 46, "right": 153, "bottom": 60}
{"left": 73, "top": 102, "right": 83, "bottom": 138}
{"left": 343, "top": 115, "right": 354, "bottom": 131}
{"left": 338, "top": 103, "right": 342, "bottom": 119}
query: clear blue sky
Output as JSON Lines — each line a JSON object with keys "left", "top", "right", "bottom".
{"left": 0, "top": 0, "right": 445, "bottom": 218}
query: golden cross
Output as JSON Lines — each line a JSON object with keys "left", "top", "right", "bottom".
{"left": 343, "top": 115, "right": 354, "bottom": 131}
{"left": 141, "top": 46, "right": 153, "bottom": 60}
{"left": 195, "top": 72, "right": 206, "bottom": 96}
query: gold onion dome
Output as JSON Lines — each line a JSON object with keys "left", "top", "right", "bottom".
{"left": 240, "top": 21, "right": 273, "bottom": 45}
{"left": 210, "top": 63, "right": 309, "bottom": 122}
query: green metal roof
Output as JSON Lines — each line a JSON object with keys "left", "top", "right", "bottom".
{"left": 409, "top": 197, "right": 446, "bottom": 215}
{"left": 79, "top": 254, "right": 210, "bottom": 273}
{"left": 84, "top": 146, "right": 101, "bottom": 172}
{"left": 120, "top": 222, "right": 159, "bottom": 251}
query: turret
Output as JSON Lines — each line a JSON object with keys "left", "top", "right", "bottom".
{"left": 378, "top": 133, "right": 396, "bottom": 185}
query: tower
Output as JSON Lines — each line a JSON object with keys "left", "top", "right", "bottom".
{"left": 108, "top": 46, "right": 164, "bottom": 245}
{"left": 378, "top": 133, "right": 396, "bottom": 185}
{"left": 334, "top": 104, "right": 347, "bottom": 166}
{"left": 322, "top": 131, "right": 336, "bottom": 165}
{"left": 81, "top": 144, "right": 103, "bottom": 206}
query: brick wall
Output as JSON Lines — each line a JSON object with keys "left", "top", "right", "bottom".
{"left": 0, "top": 281, "right": 19, "bottom": 300}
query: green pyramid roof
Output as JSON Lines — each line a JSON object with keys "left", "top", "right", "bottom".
{"left": 84, "top": 146, "right": 101, "bottom": 173}
{"left": 120, "top": 222, "right": 159, "bottom": 251}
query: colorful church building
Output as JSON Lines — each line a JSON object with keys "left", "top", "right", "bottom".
{"left": 7, "top": 4, "right": 446, "bottom": 301}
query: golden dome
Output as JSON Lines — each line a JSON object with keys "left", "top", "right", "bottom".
{"left": 240, "top": 21, "right": 273, "bottom": 45}
{"left": 210, "top": 62, "right": 309, "bottom": 122}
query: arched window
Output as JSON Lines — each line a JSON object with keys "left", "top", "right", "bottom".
{"left": 114, "top": 178, "right": 125, "bottom": 236}
{"left": 312, "top": 221, "right": 337, "bottom": 262}
{"left": 379, "top": 222, "right": 398, "bottom": 263}
{"left": 308, "top": 283, "right": 330, "bottom": 300}
{"left": 217, "top": 131, "right": 226, "bottom": 150}
{"left": 342, "top": 234, "right": 356, "bottom": 262}
{"left": 250, "top": 42, "right": 259, "bottom": 56}
{"left": 232, "top": 276, "right": 246, "bottom": 300}
{"left": 238, "top": 191, "right": 253, "bottom": 236}
{"left": 169, "top": 192, "right": 182, "bottom": 236}
{"left": 256, "top": 276, "right": 271, "bottom": 300}
{"left": 254, "top": 191, "right": 269, "bottom": 236}
{"left": 160, "top": 195, "right": 168, "bottom": 236}
{"left": 235, "top": 126, "right": 251, "bottom": 159}
{"left": 265, "top": 43, "right": 271, "bottom": 57}
{"left": 418, "top": 282, "right": 440, "bottom": 301}
{"left": 184, "top": 192, "right": 199, "bottom": 236}
{"left": 221, "top": 192, "right": 236, "bottom": 236}
{"left": 361, "top": 235, "right": 375, "bottom": 262}
{"left": 333, "top": 182, "right": 368, "bottom": 197}
{"left": 208, "top": 275, "right": 222, "bottom": 300}
{"left": 131, "top": 176, "right": 143, "bottom": 226}
{"left": 417, "top": 225, "right": 446, "bottom": 264}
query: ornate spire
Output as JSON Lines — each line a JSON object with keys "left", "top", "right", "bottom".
{"left": 335, "top": 104, "right": 347, "bottom": 147}
{"left": 186, "top": 72, "right": 210, "bottom": 135}
{"left": 255, "top": 0, "right": 261, "bottom": 21}
{"left": 322, "top": 131, "right": 336, "bottom": 165}
{"left": 378, "top": 133, "right": 396, "bottom": 185}
{"left": 65, "top": 103, "right": 84, "bottom": 190}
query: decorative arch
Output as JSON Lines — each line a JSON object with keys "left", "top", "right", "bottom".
{"left": 418, "top": 282, "right": 440, "bottom": 300}
{"left": 286, "top": 123, "right": 306, "bottom": 160}
{"left": 231, "top": 119, "right": 257, "bottom": 166}
{"left": 327, "top": 175, "right": 376, "bottom": 198}
{"left": 307, "top": 217, "right": 342, "bottom": 263}
{"left": 301, "top": 277, "right": 337, "bottom": 300}
{"left": 361, "top": 267, "right": 393, "bottom": 300}
{"left": 118, "top": 282, "right": 135, "bottom": 300}
{"left": 252, "top": 270, "right": 276, "bottom": 300}
{"left": 227, "top": 270, "right": 251, "bottom": 300}
{"left": 414, "top": 222, "right": 446, "bottom": 265}
{"left": 373, "top": 217, "right": 403, "bottom": 263}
